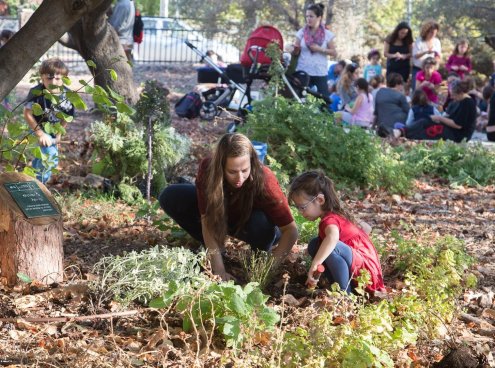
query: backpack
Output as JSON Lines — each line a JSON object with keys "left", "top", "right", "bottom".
{"left": 175, "top": 92, "right": 202, "bottom": 119}
{"left": 133, "top": 9, "right": 144, "bottom": 44}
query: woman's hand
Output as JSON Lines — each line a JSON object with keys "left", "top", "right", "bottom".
{"left": 37, "top": 133, "right": 53, "bottom": 147}
{"left": 451, "top": 65, "right": 459, "bottom": 71}
{"left": 431, "top": 115, "right": 441, "bottom": 123}
{"left": 308, "top": 44, "right": 321, "bottom": 53}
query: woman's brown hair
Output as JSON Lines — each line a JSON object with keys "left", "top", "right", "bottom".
{"left": 338, "top": 63, "right": 358, "bottom": 95}
{"left": 204, "top": 133, "right": 266, "bottom": 244}
{"left": 420, "top": 20, "right": 439, "bottom": 40}
{"left": 288, "top": 170, "right": 355, "bottom": 224}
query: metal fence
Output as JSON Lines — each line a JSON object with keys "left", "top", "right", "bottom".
{"left": 1, "top": 15, "right": 241, "bottom": 65}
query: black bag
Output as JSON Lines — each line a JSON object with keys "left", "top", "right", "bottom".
{"left": 175, "top": 92, "right": 202, "bottom": 119}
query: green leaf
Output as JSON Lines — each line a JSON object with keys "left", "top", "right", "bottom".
{"left": 229, "top": 293, "right": 248, "bottom": 315}
{"left": 109, "top": 69, "right": 118, "bottom": 81}
{"left": 221, "top": 317, "right": 241, "bottom": 338}
{"left": 17, "top": 272, "right": 33, "bottom": 283}
{"left": 259, "top": 307, "right": 280, "bottom": 327}
{"left": 62, "top": 76, "right": 71, "bottom": 86}
{"left": 33, "top": 146, "right": 44, "bottom": 159}
{"left": 55, "top": 111, "right": 73, "bottom": 123}
{"left": 22, "top": 166, "right": 37, "bottom": 178}
{"left": 31, "top": 103, "right": 44, "bottom": 116}
{"left": 66, "top": 91, "right": 87, "bottom": 110}
{"left": 86, "top": 60, "right": 96, "bottom": 68}
{"left": 148, "top": 297, "right": 167, "bottom": 309}
{"left": 116, "top": 102, "right": 135, "bottom": 115}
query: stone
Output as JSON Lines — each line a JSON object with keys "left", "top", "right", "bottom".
{"left": 83, "top": 173, "right": 106, "bottom": 189}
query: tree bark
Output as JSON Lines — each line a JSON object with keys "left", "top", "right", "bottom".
{"left": 0, "top": 0, "right": 104, "bottom": 101}
{"left": 66, "top": 0, "right": 138, "bottom": 103}
{"left": 0, "top": 172, "right": 63, "bottom": 286}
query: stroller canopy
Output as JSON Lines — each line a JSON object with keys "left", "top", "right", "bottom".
{"left": 240, "top": 25, "right": 284, "bottom": 67}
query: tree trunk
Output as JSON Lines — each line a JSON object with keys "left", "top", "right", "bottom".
{"left": 0, "top": 172, "right": 63, "bottom": 286}
{"left": 64, "top": 0, "right": 138, "bottom": 103}
{"left": 0, "top": 0, "right": 109, "bottom": 101}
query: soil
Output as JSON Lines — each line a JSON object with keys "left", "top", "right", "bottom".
{"left": 1, "top": 65, "right": 494, "bottom": 367}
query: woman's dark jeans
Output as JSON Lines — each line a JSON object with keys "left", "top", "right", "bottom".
{"left": 308, "top": 237, "right": 354, "bottom": 293}
{"left": 159, "top": 184, "right": 281, "bottom": 251}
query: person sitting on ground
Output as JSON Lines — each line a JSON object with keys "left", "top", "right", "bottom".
{"left": 336, "top": 63, "right": 359, "bottom": 109}
{"left": 446, "top": 39, "right": 472, "bottom": 80}
{"left": 415, "top": 57, "right": 442, "bottom": 105}
{"left": 477, "top": 85, "right": 493, "bottom": 132}
{"left": 24, "top": 58, "right": 75, "bottom": 184}
{"left": 328, "top": 83, "right": 341, "bottom": 112}
{"left": 393, "top": 79, "right": 477, "bottom": 142}
{"left": 405, "top": 89, "right": 441, "bottom": 126}
{"left": 370, "top": 74, "right": 386, "bottom": 103}
{"left": 327, "top": 60, "right": 346, "bottom": 90}
{"left": 443, "top": 72, "right": 460, "bottom": 110}
{"left": 363, "top": 49, "right": 382, "bottom": 83}
{"left": 288, "top": 170, "right": 385, "bottom": 294}
{"left": 159, "top": 133, "right": 298, "bottom": 281}
{"left": 374, "top": 72, "right": 409, "bottom": 136}
{"left": 340, "top": 78, "right": 374, "bottom": 128}
{"left": 486, "top": 88, "right": 495, "bottom": 142}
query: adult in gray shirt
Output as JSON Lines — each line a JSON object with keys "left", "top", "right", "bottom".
{"left": 374, "top": 73, "right": 409, "bottom": 136}
{"left": 108, "top": 0, "right": 135, "bottom": 60}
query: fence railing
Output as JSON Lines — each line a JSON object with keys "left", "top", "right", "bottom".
{"left": 2, "top": 15, "right": 241, "bottom": 66}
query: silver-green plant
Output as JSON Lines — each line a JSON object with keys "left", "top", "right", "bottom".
{"left": 241, "top": 249, "right": 276, "bottom": 290}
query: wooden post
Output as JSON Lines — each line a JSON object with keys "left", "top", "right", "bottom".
{"left": 0, "top": 172, "right": 63, "bottom": 286}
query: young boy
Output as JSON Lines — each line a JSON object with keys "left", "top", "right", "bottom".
{"left": 24, "top": 58, "right": 74, "bottom": 184}
{"left": 363, "top": 49, "right": 383, "bottom": 83}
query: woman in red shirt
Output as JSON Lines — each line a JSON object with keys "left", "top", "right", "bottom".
{"left": 159, "top": 133, "right": 298, "bottom": 281}
{"left": 289, "top": 170, "right": 385, "bottom": 294}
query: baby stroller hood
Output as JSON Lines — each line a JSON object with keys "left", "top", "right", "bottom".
{"left": 240, "top": 25, "right": 284, "bottom": 67}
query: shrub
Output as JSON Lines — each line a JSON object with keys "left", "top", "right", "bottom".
{"left": 242, "top": 96, "right": 412, "bottom": 193}
{"left": 400, "top": 140, "right": 495, "bottom": 186}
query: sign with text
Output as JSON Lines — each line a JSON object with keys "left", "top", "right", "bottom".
{"left": 3, "top": 181, "right": 60, "bottom": 218}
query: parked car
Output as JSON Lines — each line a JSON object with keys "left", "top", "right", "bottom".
{"left": 133, "top": 17, "right": 240, "bottom": 63}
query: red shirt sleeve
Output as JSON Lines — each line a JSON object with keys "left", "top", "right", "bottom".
{"left": 256, "top": 166, "right": 294, "bottom": 227}
{"left": 446, "top": 54, "right": 454, "bottom": 72}
{"left": 416, "top": 71, "right": 425, "bottom": 82}
{"left": 431, "top": 71, "right": 442, "bottom": 85}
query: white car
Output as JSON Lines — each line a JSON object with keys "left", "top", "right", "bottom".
{"left": 133, "top": 17, "right": 240, "bottom": 64}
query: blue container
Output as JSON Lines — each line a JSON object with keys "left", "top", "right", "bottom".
{"left": 252, "top": 141, "right": 268, "bottom": 163}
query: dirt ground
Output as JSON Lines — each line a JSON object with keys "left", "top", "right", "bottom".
{"left": 1, "top": 65, "right": 494, "bottom": 367}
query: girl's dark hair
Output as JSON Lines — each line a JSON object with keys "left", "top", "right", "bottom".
{"left": 422, "top": 56, "right": 436, "bottom": 69}
{"left": 451, "top": 79, "right": 470, "bottom": 95}
{"left": 0, "top": 29, "right": 14, "bottom": 41}
{"left": 370, "top": 74, "right": 385, "bottom": 89}
{"left": 482, "top": 85, "right": 494, "bottom": 101}
{"left": 386, "top": 72, "right": 404, "bottom": 88}
{"left": 386, "top": 21, "right": 413, "bottom": 46}
{"left": 288, "top": 170, "right": 355, "bottom": 223}
{"left": 453, "top": 39, "right": 470, "bottom": 56}
{"left": 367, "top": 49, "right": 380, "bottom": 60}
{"left": 411, "top": 89, "right": 429, "bottom": 106}
{"left": 356, "top": 78, "right": 370, "bottom": 100}
{"left": 307, "top": 2, "right": 325, "bottom": 17}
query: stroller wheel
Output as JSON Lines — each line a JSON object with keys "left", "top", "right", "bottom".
{"left": 226, "top": 122, "right": 237, "bottom": 133}
{"left": 200, "top": 101, "right": 218, "bottom": 121}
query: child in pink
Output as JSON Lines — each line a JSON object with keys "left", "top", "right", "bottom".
{"left": 341, "top": 78, "right": 374, "bottom": 128}
{"left": 446, "top": 39, "right": 472, "bottom": 80}
{"left": 416, "top": 57, "right": 442, "bottom": 104}
{"left": 289, "top": 170, "right": 385, "bottom": 294}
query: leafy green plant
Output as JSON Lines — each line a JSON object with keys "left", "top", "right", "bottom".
{"left": 174, "top": 282, "right": 280, "bottom": 349}
{"left": 92, "top": 246, "right": 209, "bottom": 307}
{"left": 400, "top": 140, "right": 495, "bottom": 186}
{"left": 291, "top": 207, "right": 319, "bottom": 244}
{"left": 242, "top": 96, "right": 413, "bottom": 193}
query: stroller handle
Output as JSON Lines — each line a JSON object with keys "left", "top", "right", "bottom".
{"left": 184, "top": 40, "right": 196, "bottom": 50}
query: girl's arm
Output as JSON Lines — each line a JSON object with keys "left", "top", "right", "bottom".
{"left": 383, "top": 41, "right": 394, "bottom": 58}
{"left": 446, "top": 55, "right": 455, "bottom": 71}
{"left": 201, "top": 216, "right": 235, "bottom": 281}
{"left": 271, "top": 221, "right": 299, "bottom": 262}
{"left": 308, "top": 224, "right": 340, "bottom": 281}
{"left": 348, "top": 94, "right": 363, "bottom": 114}
{"left": 405, "top": 109, "right": 414, "bottom": 125}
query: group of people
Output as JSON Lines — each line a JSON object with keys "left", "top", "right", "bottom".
{"left": 160, "top": 133, "right": 385, "bottom": 294}
{"left": 292, "top": 3, "right": 495, "bottom": 142}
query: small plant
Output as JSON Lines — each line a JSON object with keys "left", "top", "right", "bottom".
{"left": 241, "top": 249, "right": 276, "bottom": 290}
{"left": 92, "top": 246, "right": 209, "bottom": 307}
{"left": 291, "top": 207, "right": 319, "bottom": 244}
